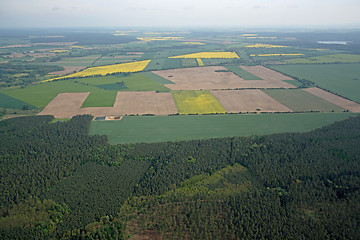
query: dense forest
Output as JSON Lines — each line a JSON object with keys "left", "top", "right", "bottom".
{"left": 0, "top": 114, "right": 359, "bottom": 239}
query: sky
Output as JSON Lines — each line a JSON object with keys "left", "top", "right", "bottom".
{"left": 1, "top": 0, "right": 360, "bottom": 28}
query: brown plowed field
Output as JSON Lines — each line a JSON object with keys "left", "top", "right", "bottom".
{"left": 38, "top": 92, "right": 90, "bottom": 118}
{"left": 304, "top": 87, "right": 360, "bottom": 113}
{"left": 240, "top": 66, "right": 293, "bottom": 81}
{"left": 211, "top": 90, "right": 292, "bottom": 113}
{"left": 152, "top": 66, "right": 295, "bottom": 90}
{"left": 38, "top": 91, "right": 178, "bottom": 118}
{"left": 112, "top": 91, "right": 178, "bottom": 115}
{"left": 49, "top": 66, "right": 86, "bottom": 75}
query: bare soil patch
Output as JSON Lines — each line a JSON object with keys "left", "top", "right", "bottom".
{"left": 49, "top": 66, "right": 86, "bottom": 75}
{"left": 38, "top": 92, "right": 90, "bottom": 118}
{"left": 112, "top": 91, "right": 178, "bottom": 115}
{"left": 38, "top": 91, "right": 178, "bottom": 118}
{"left": 211, "top": 90, "right": 292, "bottom": 113}
{"left": 153, "top": 66, "right": 295, "bottom": 90}
{"left": 304, "top": 87, "right": 360, "bottom": 113}
{"left": 240, "top": 66, "right": 294, "bottom": 81}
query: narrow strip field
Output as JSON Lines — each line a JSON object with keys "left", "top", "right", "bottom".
{"left": 89, "top": 113, "right": 358, "bottom": 144}
{"left": 172, "top": 90, "right": 226, "bottom": 114}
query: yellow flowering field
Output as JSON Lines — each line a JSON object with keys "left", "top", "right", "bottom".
{"left": 169, "top": 52, "right": 239, "bottom": 59}
{"left": 172, "top": 90, "right": 226, "bottom": 115}
{"left": 50, "top": 50, "right": 69, "bottom": 53}
{"left": 196, "top": 58, "right": 204, "bottom": 66}
{"left": 70, "top": 46, "right": 84, "bottom": 48}
{"left": 245, "top": 44, "right": 288, "bottom": 48}
{"left": 42, "top": 60, "right": 151, "bottom": 82}
{"left": 250, "top": 54, "right": 304, "bottom": 57}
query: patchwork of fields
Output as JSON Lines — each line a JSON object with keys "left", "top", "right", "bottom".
{"left": 153, "top": 66, "right": 295, "bottom": 90}
{"left": 2, "top": 39, "right": 360, "bottom": 144}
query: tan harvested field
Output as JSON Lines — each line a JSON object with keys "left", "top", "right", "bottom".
{"left": 304, "top": 87, "right": 360, "bottom": 113}
{"left": 49, "top": 66, "right": 86, "bottom": 75}
{"left": 240, "top": 66, "right": 293, "bottom": 81}
{"left": 112, "top": 91, "right": 178, "bottom": 115}
{"left": 38, "top": 92, "right": 90, "bottom": 118}
{"left": 38, "top": 91, "right": 178, "bottom": 118}
{"left": 211, "top": 90, "right": 292, "bottom": 113}
{"left": 153, "top": 66, "right": 295, "bottom": 90}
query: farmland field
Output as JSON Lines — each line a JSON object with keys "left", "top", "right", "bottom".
{"left": 39, "top": 91, "right": 178, "bottom": 118}
{"left": 172, "top": 90, "right": 226, "bottom": 114}
{"left": 89, "top": 113, "right": 358, "bottom": 144}
{"left": 43, "top": 60, "right": 151, "bottom": 82}
{"left": 153, "top": 66, "right": 295, "bottom": 90}
{"left": 169, "top": 51, "right": 239, "bottom": 59}
{"left": 270, "top": 64, "right": 360, "bottom": 103}
{"left": 0, "top": 80, "right": 104, "bottom": 108}
{"left": 284, "top": 54, "right": 360, "bottom": 64}
{"left": 211, "top": 90, "right": 291, "bottom": 113}
{"left": 0, "top": 93, "right": 35, "bottom": 109}
{"left": 262, "top": 89, "right": 346, "bottom": 112}
{"left": 225, "top": 65, "right": 263, "bottom": 80}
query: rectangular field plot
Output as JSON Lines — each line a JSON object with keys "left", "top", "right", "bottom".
{"left": 211, "top": 90, "right": 291, "bottom": 113}
{"left": 112, "top": 91, "right": 178, "bottom": 115}
{"left": 240, "top": 66, "right": 293, "bottom": 81}
{"left": 172, "top": 90, "right": 226, "bottom": 114}
{"left": 89, "top": 113, "right": 358, "bottom": 144}
{"left": 304, "top": 87, "right": 360, "bottom": 113}
{"left": 263, "top": 89, "right": 345, "bottom": 112}
{"left": 38, "top": 92, "right": 90, "bottom": 118}
{"left": 153, "top": 66, "right": 295, "bottom": 90}
{"left": 38, "top": 91, "right": 178, "bottom": 118}
{"left": 270, "top": 64, "right": 360, "bottom": 103}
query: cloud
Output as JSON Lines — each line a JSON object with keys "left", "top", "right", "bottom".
{"left": 52, "top": 7, "right": 60, "bottom": 11}
{"left": 253, "top": 5, "right": 267, "bottom": 9}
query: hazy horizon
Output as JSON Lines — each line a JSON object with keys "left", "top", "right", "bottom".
{"left": 1, "top": 0, "right": 360, "bottom": 29}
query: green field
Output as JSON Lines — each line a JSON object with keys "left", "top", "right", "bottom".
{"left": 89, "top": 113, "right": 358, "bottom": 144}
{"left": 172, "top": 90, "right": 226, "bottom": 114}
{"left": 270, "top": 64, "right": 360, "bottom": 103}
{"left": 263, "top": 89, "right": 345, "bottom": 112}
{"left": 0, "top": 73, "right": 171, "bottom": 109}
{"left": 225, "top": 65, "right": 263, "bottom": 80}
{"left": 0, "top": 93, "right": 35, "bottom": 109}
{"left": 140, "top": 72, "right": 174, "bottom": 85}
{"left": 0, "top": 80, "right": 103, "bottom": 108}
{"left": 182, "top": 58, "right": 198, "bottom": 68}
{"left": 284, "top": 54, "right": 360, "bottom": 64}
{"left": 44, "top": 55, "right": 100, "bottom": 67}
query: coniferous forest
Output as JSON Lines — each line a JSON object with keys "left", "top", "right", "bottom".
{"left": 0, "top": 114, "right": 360, "bottom": 239}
